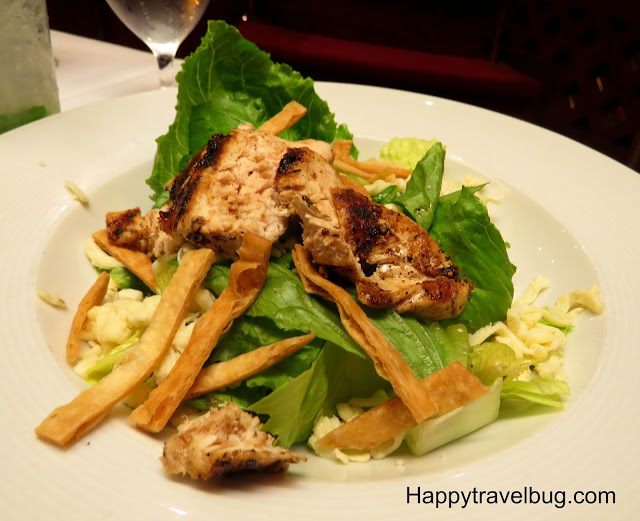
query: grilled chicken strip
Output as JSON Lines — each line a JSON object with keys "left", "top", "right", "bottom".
{"left": 275, "top": 147, "right": 471, "bottom": 320}
{"left": 161, "top": 402, "right": 306, "bottom": 479}
{"left": 107, "top": 126, "right": 332, "bottom": 259}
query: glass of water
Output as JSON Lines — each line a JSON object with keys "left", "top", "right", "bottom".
{"left": 0, "top": 0, "right": 60, "bottom": 134}
{"left": 106, "top": 0, "right": 210, "bottom": 88}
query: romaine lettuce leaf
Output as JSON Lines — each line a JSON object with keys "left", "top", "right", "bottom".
{"left": 205, "top": 263, "right": 363, "bottom": 358}
{"left": 362, "top": 304, "right": 470, "bottom": 379}
{"left": 207, "top": 316, "right": 323, "bottom": 390}
{"left": 430, "top": 186, "right": 516, "bottom": 331}
{"left": 395, "top": 142, "right": 445, "bottom": 230}
{"left": 148, "top": 20, "right": 354, "bottom": 206}
{"left": 249, "top": 342, "right": 390, "bottom": 448}
{"left": 372, "top": 185, "right": 399, "bottom": 205}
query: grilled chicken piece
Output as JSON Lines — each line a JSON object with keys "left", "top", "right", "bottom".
{"left": 161, "top": 402, "right": 306, "bottom": 480}
{"left": 107, "top": 126, "right": 333, "bottom": 259}
{"left": 275, "top": 147, "right": 471, "bottom": 320}
{"left": 106, "top": 207, "right": 180, "bottom": 258}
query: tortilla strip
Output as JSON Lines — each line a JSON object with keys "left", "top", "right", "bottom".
{"left": 66, "top": 271, "right": 110, "bottom": 365}
{"left": 92, "top": 229, "right": 156, "bottom": 292}
{"left": 292, "top": 245, "right": 433, "bottom": 424}
{"left": 332, "top": 139, "right": 412, "bottom": 179}
{"left": 331, "top": 139, "right": 354, "bottom": 159}
{"left": 187, "top": 333, "right": 316, "bottom": 399}
{"left": 128, "top": 232, "right": 272, "bottom": 432}
{"left": 317, "top": 361, "right": 488, "bottom": 449}
{"left": 258, "top": 101, "right": 307, "bottom": 135}
{"left": 35, "top": 248, "right": 214, "bottom": 446}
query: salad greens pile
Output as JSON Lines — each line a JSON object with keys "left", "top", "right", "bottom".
{"left": 94, "top": 21, "right": 571, "bottom": 451}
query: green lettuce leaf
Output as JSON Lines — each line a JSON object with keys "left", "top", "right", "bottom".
{"left": 362, "top": 303, "right": 470, "bottom": 379}
{"left": 249, "top": 343, "right": 389, "bottom": 448}
{"left": 148, "top": 20, "right": 354, "bottom": 206}
{"left": 372, "top": 185, "right": 399, "bottom": 205}
{"left": 395, "top": 142, "right": 445, "bottom": 230}
{"left": 430, "top": 186, "right": 516, "bottom": 331}
{"left": 205, "top": 263, "right": 363, "bottom": 358}
{"left": 207, "top": 316, "right": 323, "bottom": 390}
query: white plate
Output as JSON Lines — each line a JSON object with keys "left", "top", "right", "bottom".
{"left": 1, "top": 83, "right": 638, "bottom": 520}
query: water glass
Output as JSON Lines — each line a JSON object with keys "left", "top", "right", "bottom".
{"left": 0, "top": 0, "right": 60, "bottom": 134}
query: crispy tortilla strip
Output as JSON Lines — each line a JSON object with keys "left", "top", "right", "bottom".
{"left": 92, "top": 229, "right": 156, "bottom": 292}
{"left": 292, "top": 245, "right": 433, "bottom": 423}
{"left": 333, "top": 157, "right": 377, "bottom": 180}
{"left": 187, "top": 333, "right": 316, "bottom": 399}
{"left": 332, "top": 139, "right": 412, "bottom": 180}
{"left": 128, "top": 232, "right": 272, "bottom": 432}
{"left": 317, "top": 361, "right": 488, "bottom": 449}
{"left": 332, "top": 139, "right": 354, "bottom": 158}
{"left": 66, "top": 271, "right": 110, "bottom": 365}
{"left": 35, "top": 248, "right": 214, "bottom": 446}
{"left": 258, "top": 101, "right": 307, "bottom": 135}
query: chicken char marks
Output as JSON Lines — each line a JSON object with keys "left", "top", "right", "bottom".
{"left": 275, "top": 147, "right": 471, "bottom": 320}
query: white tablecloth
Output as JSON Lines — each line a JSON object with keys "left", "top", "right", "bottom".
{"left": 51, "top": 30, "right": 177, "bottom": 111}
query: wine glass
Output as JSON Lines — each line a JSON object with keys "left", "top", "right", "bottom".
{"left": 105, "top": 0, "right": 210, "bottom": 87}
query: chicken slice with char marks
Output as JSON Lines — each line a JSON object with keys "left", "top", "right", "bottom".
{"left": 106, "top": 127, "right": 332, "bottom": 259}
{"left": 275, "top": 147, "right": 471, "bottom": 320}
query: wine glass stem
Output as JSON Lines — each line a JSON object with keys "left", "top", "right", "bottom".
{"left": 155, "top": 52, "right": 177, "bottom": 88}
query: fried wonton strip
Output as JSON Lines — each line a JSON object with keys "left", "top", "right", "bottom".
{"left": 35, "top": 248, "right": 214, "bottom": 447}
{"left": 187, "top": 333, "right": 316, "bottom": 399}
{"left": 317, "top": 361, "right": 488, "bottom": 449}
{"left": 92, "top": 229, "right": 156, "bottom": 292}
{"left": 128, "top": 232, "right": 272, "bottom": 432}
{"left": 292, "top": 245, "right": 433, "bottom": 423}
{"left": 66, "top": 271, "right": 110, "bottom": 365}
{"left": 258, "top": 101, "right": 307, "bottom": 135}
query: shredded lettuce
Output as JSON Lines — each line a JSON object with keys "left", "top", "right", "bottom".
{"left": 148, "top": 20, "right": 354, "bottom": 207}
{"left": 152, "top": 255, "right": 178, "bottom": 293}
{"left": 85, "top": 333, "right": 140, "bottom": 384}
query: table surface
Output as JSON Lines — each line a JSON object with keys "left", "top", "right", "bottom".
{"left": 51, "top": 30, "right": 176, "bottom": 111}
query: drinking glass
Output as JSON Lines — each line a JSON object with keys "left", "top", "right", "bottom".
{"left": 105, "top": 0, "right": 210, "bottom": 87}
{"left": 0, "top": 0, "right": 60, "bottom": 134}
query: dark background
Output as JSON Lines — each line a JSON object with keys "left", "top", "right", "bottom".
{"left": 48, "top": 0, "right": 640, "bottom": 172}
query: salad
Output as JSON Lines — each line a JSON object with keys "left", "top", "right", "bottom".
{"left": 36, "top": 21, "right": 603, "bottom": 475}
